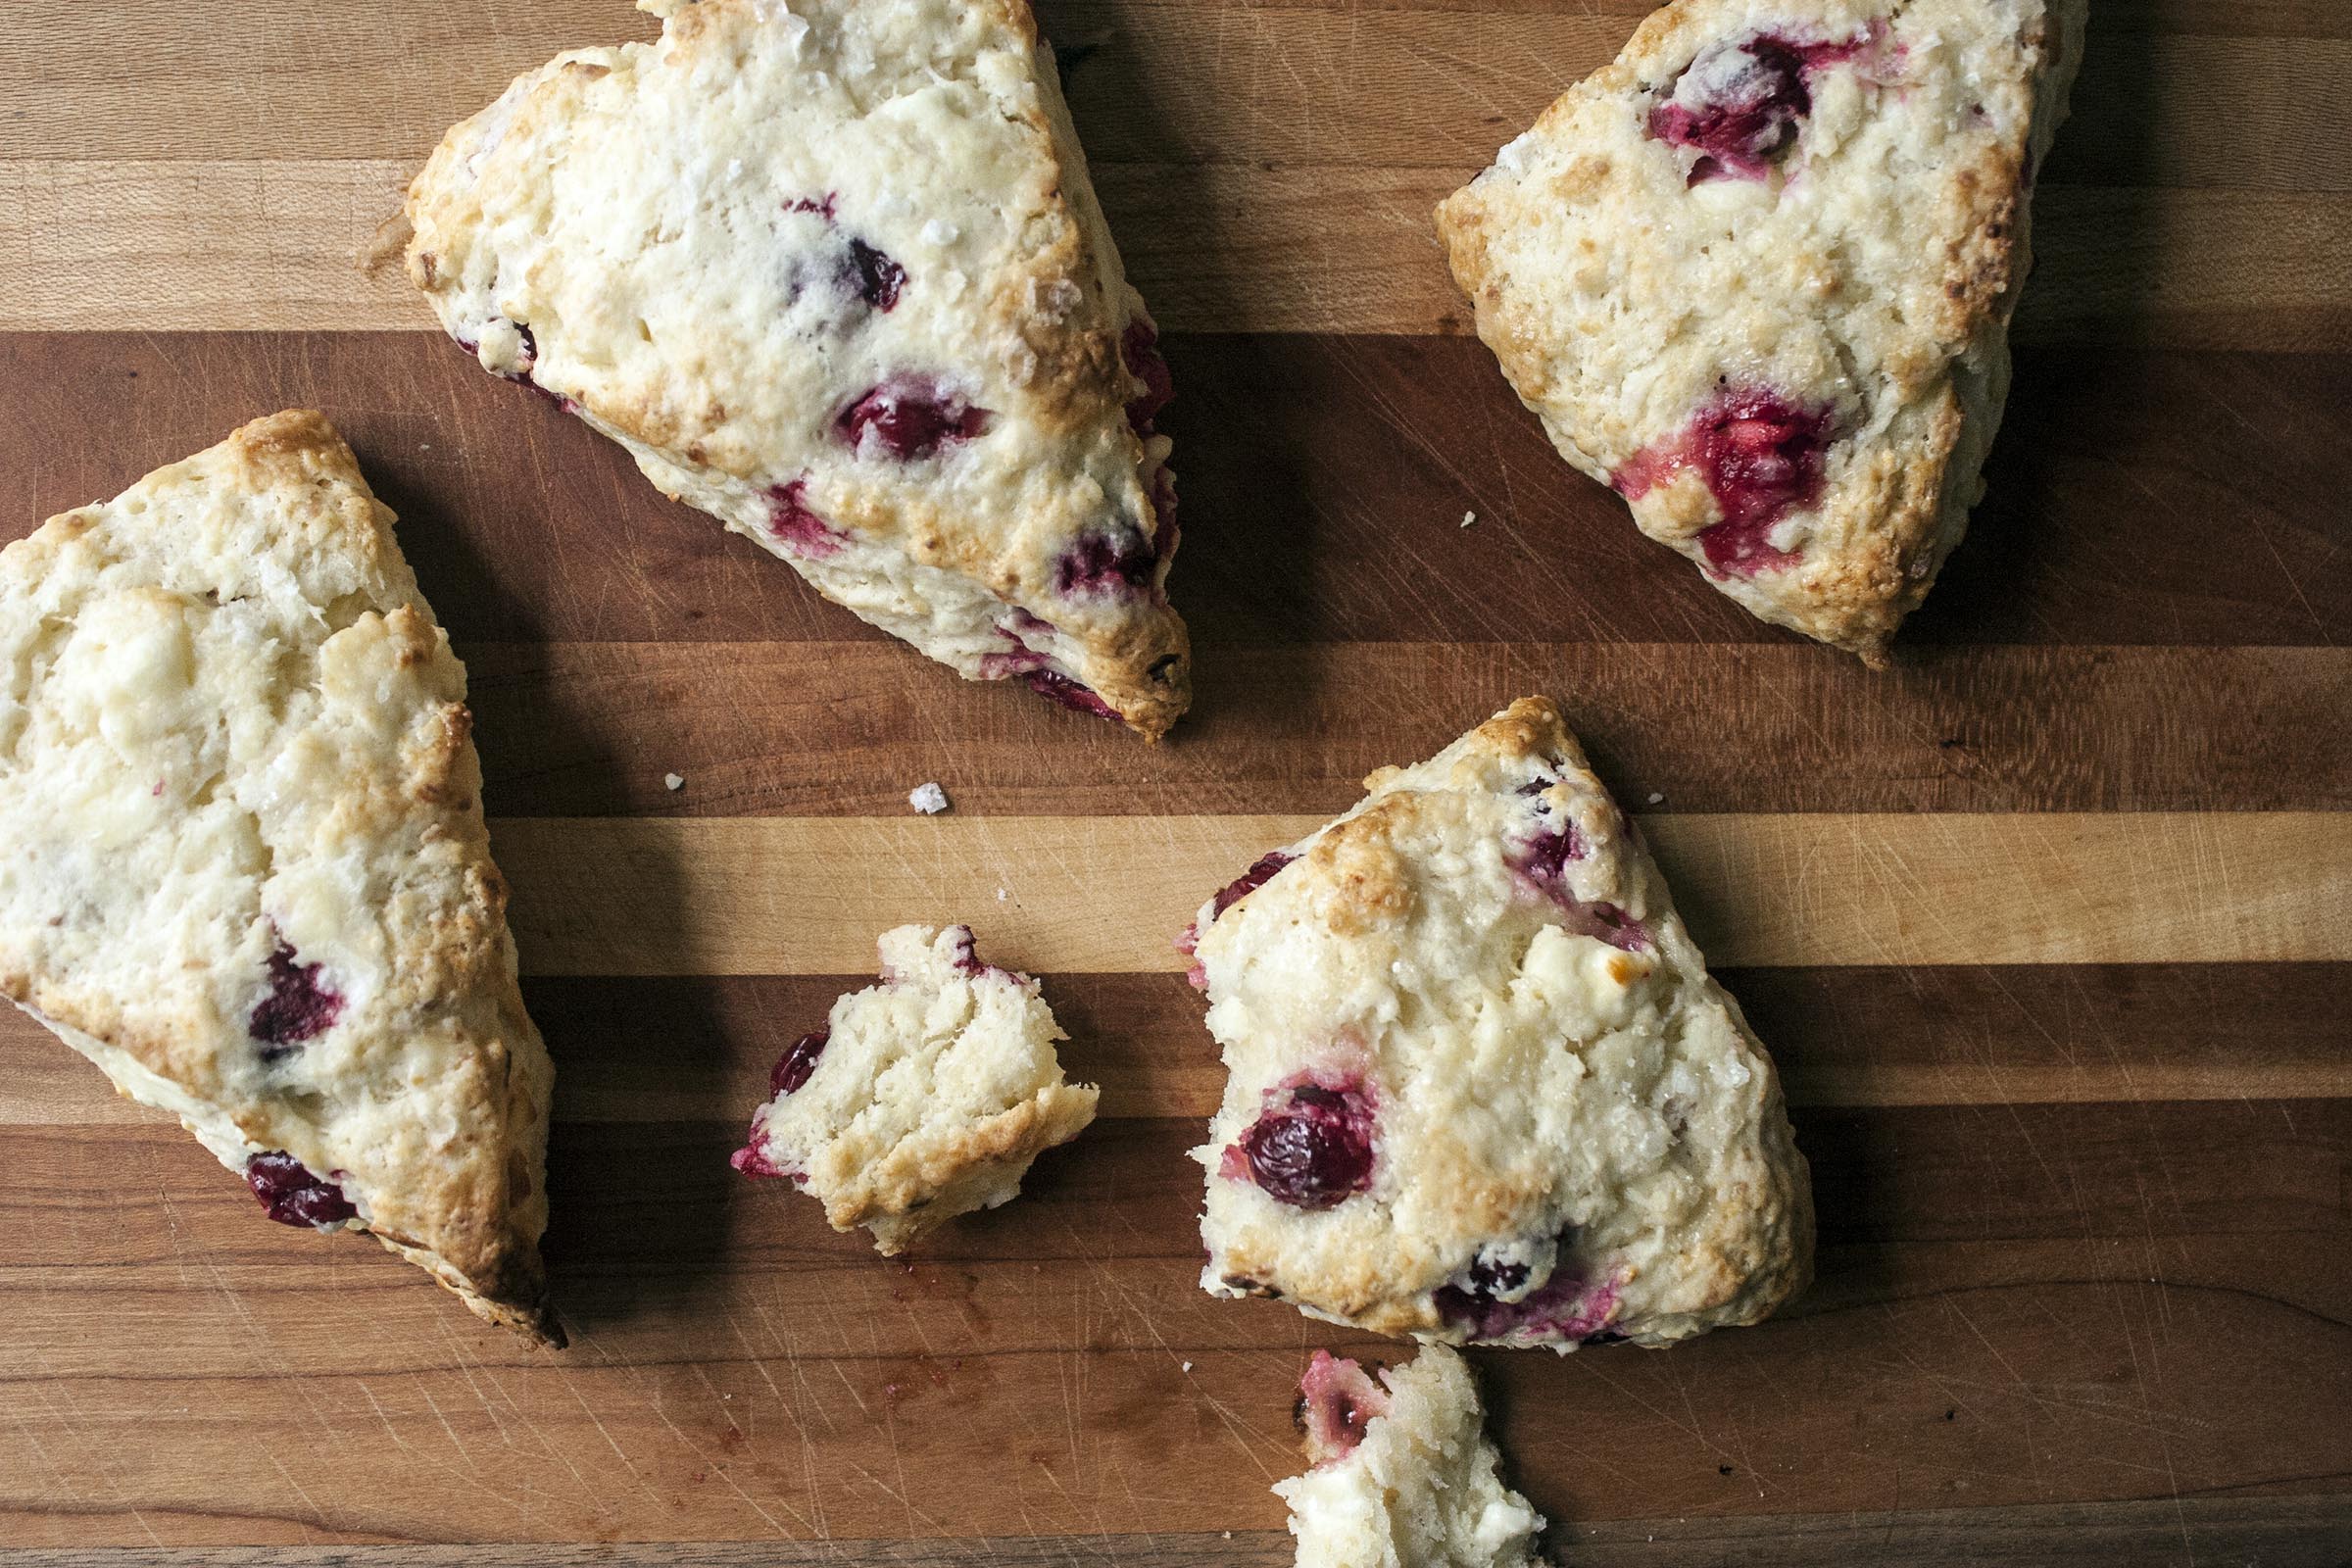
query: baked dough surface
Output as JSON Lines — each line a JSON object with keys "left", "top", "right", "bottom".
{"left": 0, "top": 411, "right": 560, "bottom": 1343}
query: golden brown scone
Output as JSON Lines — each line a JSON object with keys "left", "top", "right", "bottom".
{"left": 732, "top": 924, "right": 1098, "bottom": 1253}
{"left": 1438, "top": 0, "right": 2085, "bottom": 662}
{"left": 404, "top": 0, "right": 1189, "bottom": 737}
{"left": 1189, "top": 699, "right": 1811, "bottom": 1350}
{"left": 0, "top": 412, "right": 561, "bottom": 1345}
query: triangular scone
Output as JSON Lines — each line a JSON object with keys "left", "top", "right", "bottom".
{"left": 732, "top": 924, "right": 1099, "bottom": 1253}
{"left": 1190, "top": 699, "right": 1811, "bottom": 1349}
{"left": 404, "top": 0, "right": 1190, "bottom": 737}
{"left": 0, "top": 412, "right": 561, "bottom": 1345}
{"left": 1276, "top": 1348, "right": 1544, "bottom": 1568}
{"left": 1437, "top": 0, "right": 2084, "bottom": 663}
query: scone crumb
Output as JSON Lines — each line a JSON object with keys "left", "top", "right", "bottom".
{"left": 1460, "top": 511, "right": 1477, "bottom": 527}
{"left": 664, "top": 772, "right": 686, "bottom": 792}
{"left": 1646, "top": 791, "right": 1664, "bottom": 805}
{"left": 731, "top": 923, "right": 1100, "bottom": 1253}
{"left": 908, "top": 781, "right": 951, "bottom": 814}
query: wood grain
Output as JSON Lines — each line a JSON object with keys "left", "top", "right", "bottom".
{"left": 9, "top": 1494, "right": 2352, "bottom": 1563}
{"left": 5, "top": 0, "right": 2349, "bottom": 1559}
{"left": 1, "top": 1099, "right": 2346, "bottom": 1546}
{"left": 5, "top": 335, "right": 2345, "bottom": 652}
{"left": 465, "top": 812, "right": 2352, "bottom": 975}
{"left": 452, "top": 641, "right": 2352, "bottom": 818}
{"left": 5, "top": 162, "right": 2343, "bottom": 345}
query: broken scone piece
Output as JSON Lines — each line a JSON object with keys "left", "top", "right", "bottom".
{"left": 0, "top": 412, "right": 561, "bottom": 1344}
{"left": 732, "top": 924, "right": 1098, "bottom": 1251}
{"left": 1276, "top": 1347, "right": 1544, "bottom": 1568}
{"left": 405, "top": 0, "right": 1190, "bottom": 736}
{"left": 1191, "top": 698, "right": 1811, "bottom": 1349}
{"left": 1437, "top": 0, "right": 2084, "bottom": 662}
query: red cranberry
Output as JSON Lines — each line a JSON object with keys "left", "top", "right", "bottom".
{"left": 244, "top": 1152, "right": 357, "bottom": 1228}
{"left": 1210, "top": 852, "right": 1295, "bottom": 921}
{"left": 846, "top": 238, "right": 905, "bottom": 313}
{"left": 1297, "top": 1350, "right": 1390, "bottom": 1465}
{"left": 1647, "top": 29, "right": 1875, "bottom": 183}
{"left": 1120, "top": 318, "right": 1175, "bottom": 435}
{"left": 765, "top": 479, "right": 847, "bottom": 558}
{"left": 787, "top": 193, "right": 838, "bottom": 219}
{"left": 1435, "top": 1248, "right": 1620, "bottom": 1342}
{"left": 1022, "top": 669, "right": 1121, "bottom": 722}
{"left": 729, "top": 1136, "right": 797, "bottom": 1181}
{"left": 1054, "top": 528, "right": 1156, "bottom": 597}
{"left": 1572, "top": 902, "right": 1651, "bottom": 952}
{"left": 1693, "top": 391, "right": 1831, "bottom": 573}
{"left": 769, "top": 1029, "right": 830, "bottom": 1098}
{"left": 248, "top": 939, "right": 343, "bottom": 1054}
{"left": 837, "top": 379, "right": 991, "bottom": 461}
{"left": 1509, "top": 826, "right": 1585, "bottom": 887}
{"left": 1229, "top": 1079, "right": 1376, "bottom": 1209}
{"left": 1614, "top": 387, "right": 1831, "bottom": 578}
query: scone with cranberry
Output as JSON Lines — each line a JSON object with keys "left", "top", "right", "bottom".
{"left": 1277, "top": 1347, "right": 1544, "bottom": 1568}
{"left": 1437, "top": 0, "right": 2085, "bottom": 662}
{"left": 0, "top": 412, "right": 561, "bottom": 1344}
{"left": 1191, "top": 698, "right": 1810, "bottom": 1349}
{"left": 732, "top": 924, "right": 1098, "bottom": 1252}
{"left": 404, "top": 0, "right": 1188, "bottom": 737}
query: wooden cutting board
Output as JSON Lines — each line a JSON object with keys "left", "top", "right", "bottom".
{"left": 3, "top": 1, "right": 2348, "bottom": 1563}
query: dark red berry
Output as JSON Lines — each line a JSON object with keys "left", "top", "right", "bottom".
{"left": 1054, "top": 528, "right": 1156, "bottom": 597}
{"left": 244, "top": 1152, "right": 357, "bottom": 1228}
{"left": 1022, "top": 669, "right": 1121, "bottom": 722}
{"left": 1234, "top": 1080, "right": 1376, "bottom": 1209}
{"left": 249, "top": 940, "right": 343, "bottom": 1054}
{"left": 770, "top": 1029, "right": 830, "bottom": 1098}
{"left": 846, "top": 238, "right": 906, "bottom": 313}
{"left": 1210, "top": 852, "right": 1295, "bottom": 921}
{"left": 836, "top": 379, "right": 991, "bottom": 461}
{"left": 1646, "top": 29, "right": 1875, "bottom": 183}
{"left": 765, "top": 478, "right": 847, "bottom": 558}
{"left": 1435, "top": 1260, "right": 1620, "bottom": 1343}
{"left": 1614, "top": 386, "right": 1832, "bottom": 578}
{"left": 1120, "top": 318, "right": 1175, "bottom": 434}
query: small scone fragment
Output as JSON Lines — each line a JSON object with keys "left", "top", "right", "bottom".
{"left": 732, "top": 924, "right": 1098, "bottom": 1251}
{"left": 404, "top": 0, "right": 1190, "bottom": 737}
{"left": 1275, "top": 1347, "right": 1544, "bottom": 1568}
{"left": 1436, "top": 0, "right": 2084, "bottom": 662}
{"left": 1190, "top": 698, "right": 1811, "bottom": 1349}
{"left": 0, "top": 412, "right": 561, "bottom": 1345}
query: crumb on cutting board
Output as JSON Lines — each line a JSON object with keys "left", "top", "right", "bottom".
{"left": 909, "top": 781, "right": 952, "bottom": 814}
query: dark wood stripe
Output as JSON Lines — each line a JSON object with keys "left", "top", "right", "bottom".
{"left": 9, "top": 967, "right": 2347, "bottom": 1128}
{"left": 3, "top": 335, "right": 2343, "bottom": 649}
{"left": 9, "top": 1494, "right": 2352, "bottom": 1562}
{"left": 456, "top": 641, "right": 2352, "bottom": 817}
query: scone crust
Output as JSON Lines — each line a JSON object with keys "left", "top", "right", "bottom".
{"left": 740, "top": 924, "right": 1099, "bottom": 1253}
{"left": 404, "top": 0, "right": 1189, "bottom": 736}
{"left": 1437, "top": 0, "right": 2086, "bottom": 662}
{"left": 1194, "top": 699, "right": 1811, "bottom": 1348}
{"left": 0, "top": 412, "right": 559, "bottom": 1344}
{"left": 1275, "top": 1347, "right": 1544, "bottom": 1568}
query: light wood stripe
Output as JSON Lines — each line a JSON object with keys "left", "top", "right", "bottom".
{"left": 3, "top": 162, "right": 2342, "bottom": 346}
{"left": 475, "top": 812, "right": 2352, "bottom": 976}
{"left": 12, "top": 4, "right": 2340, "bottom": 193}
